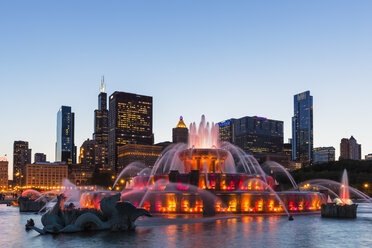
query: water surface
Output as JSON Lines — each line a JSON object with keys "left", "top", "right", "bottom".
{"left": 1, "top": 204, "right": 372, "bottom": 247}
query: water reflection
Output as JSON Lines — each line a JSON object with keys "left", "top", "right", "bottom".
{"left": 2, "top": 205, "right": 372, "bottom": 247}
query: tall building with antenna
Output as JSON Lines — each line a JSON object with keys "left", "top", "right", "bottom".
{"left": 93, "top": 76, "right": 109, "bottom": 169}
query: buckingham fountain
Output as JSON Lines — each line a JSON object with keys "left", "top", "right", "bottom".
{"left": 81, "top": 115, "right": 325, "bottom": 218}
{"left": 26, "top": 116, "right": 372, "bottom": 234}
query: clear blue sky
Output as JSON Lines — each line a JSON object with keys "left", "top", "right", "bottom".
{"left": 1, "top": 1, "right": 372, "bottom": 179}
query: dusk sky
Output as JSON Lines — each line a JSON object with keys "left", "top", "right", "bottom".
{"left": 1, "top": 1, "right": 372, "bottom": 178}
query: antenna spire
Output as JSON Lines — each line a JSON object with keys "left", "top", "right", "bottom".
{"left": 100, "top": 75, "right": 105, "bottom": 93}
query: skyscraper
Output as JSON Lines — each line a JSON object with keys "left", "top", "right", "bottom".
{"left": 108, "top": 91, "right": 153, "bottom": 171}
{"left": 292, "top": 91, "right": 313, "bottom": 167}
{"left": 93, "top": 77, "right": 108, "bottom": 168}
{"left": 218, "top": 116, "right": 284, "bottom": 155}
{"left": 78, "top": 139, "right": 105, "bottom": 168}
{"left": 13, "top": 141, "right": 31, "bottom": 186}
{"left": 172, "top": 116, "right": 188, "bottom": 144}
{"left": 56, "top": 106, "right": 76, "bottom": 164}
{"left": 339, "top": 136, "right": 361, "bottom": 160}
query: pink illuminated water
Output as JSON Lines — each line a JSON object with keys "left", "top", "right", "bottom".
{"left": 340, "top": 169, "right": 350, "bottom": 204}
{"left": 188, "top": 115, "right": 219, "bottom": 149}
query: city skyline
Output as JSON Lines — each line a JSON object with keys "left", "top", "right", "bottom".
{"left": 2, "top": 1, "right": 372, "bottom": 178}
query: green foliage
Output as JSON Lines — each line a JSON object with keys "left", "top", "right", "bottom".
{"left": 291, "top": 160, "right": 372, "bottom": 192}
{"left": 88, "top": 172, "right": 113, "bottom": 188}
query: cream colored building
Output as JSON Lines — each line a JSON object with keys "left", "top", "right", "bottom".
{"left": 25, "top": 162, "right": 68, "bottom": 188}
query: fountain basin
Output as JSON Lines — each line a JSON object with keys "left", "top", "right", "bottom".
{"left": 321, "top": 203, "right": 358, "bottom": 219}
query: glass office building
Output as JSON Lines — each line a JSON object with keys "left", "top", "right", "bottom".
{"left": 56, "top": 106, "right": 76, "bottom": 164}
{"left": 218, "top": 116, "right": 283, "bottom": 155}
{"left": 292, "top": 91, "right": 313, "bottom": 167}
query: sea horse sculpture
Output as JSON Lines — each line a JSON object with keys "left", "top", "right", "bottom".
{"left": 25, "top": 193, "right": 151, "bottom": 234}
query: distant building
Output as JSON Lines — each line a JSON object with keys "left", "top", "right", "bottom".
{"left": 365, "top": 154, "right": 372, "bottom": 160}
{"left": 34, "top": 153, "right": 47, "bottom": 163}
{"left": 56, "top": 106, "right": 76, "bottom": 164}
{"left": 78, "top": 139, "right": 105, "bottom": 169}
{"left": 288, "top": 161, "right": 302, "bottom": 171}
{"left": 283, "top": 140, "right": 292, "bottom": 160}
{"left": 313, "top": 147, "right": 335, "bottom": 164}
{"left": 292, "top": 91, "right": 313, "bottom": 167}
{"left": 340, "top": 136, "right": 361, "bottom": 160}
{"left": 13, "top": 141, "right": 31, "bottom": 186}
{"left": 218, "top": 116, "right": 283, "bottom": 155}
{"left": 218, "top": 119, "right": 236, "bottom": 144}
{"left": 0, "top": 157, "right": 8, "bottom": 190}
{"left": 24, "top": 162, "right": 68, "bottom": 188}
{"left": 108, "top": 91, "right": 153, "bottom": 171}
{"left": 172, "top": 116, "right": 188, "bottom": 144}
{"left": 117, "top": 144, "right": 162, "bottom": 172}
{"left": 93, "top": 77, "right": 108, "bottom": 169}
{"left": 68, "top": 164, "right": 95, "bottom": 186}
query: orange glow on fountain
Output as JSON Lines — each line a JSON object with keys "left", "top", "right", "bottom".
{"left": 109, "top": 115, "right": 327, "bottom": 216}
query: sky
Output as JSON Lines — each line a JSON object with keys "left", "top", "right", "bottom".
{"left": 1, "top": 1, "right": 372, "bottom": 179}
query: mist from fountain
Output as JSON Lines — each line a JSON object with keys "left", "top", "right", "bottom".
{"left": 299, "top": 178, "right": 372, "bottom": 204}
{"left": 112, "top": 162, "right": 147, "bottom": 189}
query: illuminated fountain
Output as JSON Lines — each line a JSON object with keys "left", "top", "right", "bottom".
{"left": 103, "top": 115, "right": 326, "bottom": 217}
{"left": 300, "top": 169, "right": 364, "bottom": 218}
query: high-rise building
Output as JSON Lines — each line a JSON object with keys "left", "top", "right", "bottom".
{"left": 93, "top": 77, "right": 108, "bottom": 168}
{"left": 78, "top": 139, "right": 105, "bottom": 169}
{"left": 34, "top": 153, "right": 47, "bottom": 163}
{"left": 218, "top": 116, "right": 283, "bottom": 155}
{"left": 172, "top": 116, "right": 188, "bottom": 144}
{"left": 56, "top": 106, "right": 76, "bottom": 164}
{"left": 218, "top": 119, "right": 236, "bottom": 144}
{"left": 292, "top": 91, "right": 313, "bottom": 167}
{"left": 339, "top": 136, "right": 361, "bottom": 160}
{"left": 0, "top": 157, "right": 8, "bottom": 190}
{"left": 108, "top": 91, "right": 153, "bottom": 171}
{"left": 313, "top": 147, "right": 335, "bottom": 164}
{"left": 13, "top": 141, "right": 31, "bottom": 186}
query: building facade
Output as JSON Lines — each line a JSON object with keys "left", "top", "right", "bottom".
{"left": 218, "top": 116, "right": 283, "bottom": 155}
{"left": 13, "top": 141, "right": 31, "bottom": 186}
{"left": 34, "top": 153, "right": 47, "bottom": 163}
{"left": 24, "top": 162, "right": 68, "bottom": 188}
{"left": 292, "top": 91, "right": 313, "bottom": 167}
{"left": 0, "top": 157, "right": 8, "bottom": 190}
{"left": 108, "top": 91, "right": 153, "bottom": 171}
{"left": 56, "top": 106, "right": 76, "bottom": 164}
{"left": 340, "top": 136, "right": 361, "bottom": 160}
{"left": 68, "top": 164, "right": 95, "bottom": 186}
{"left": 172, "top": 116, "right": 188, "bottom": 144}
{"left": 117, "top": 144, "right": 162, "bottom": 171}
{"left": 93, "top": 77, "right": 108, "bottom": 168}
{"left": 313, "top": 147, "right": 335, "bottom": 164}
{"left": 78, "top": 139, "right": 105, "bottom": 169}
